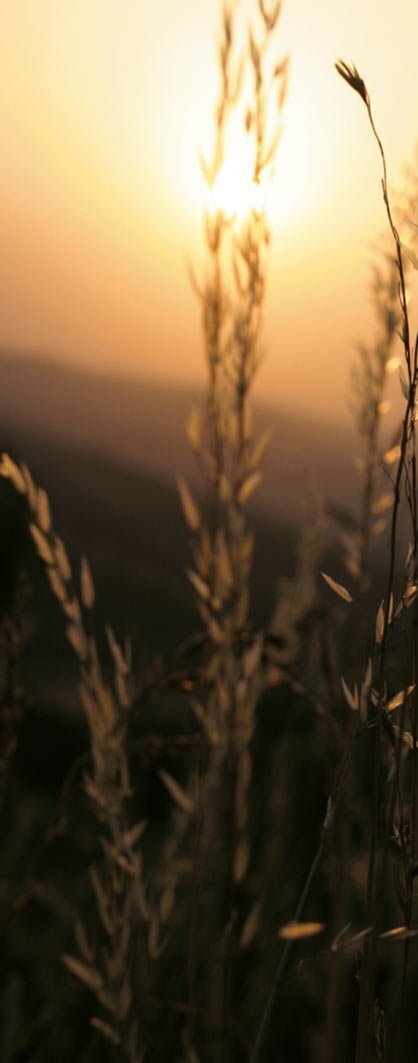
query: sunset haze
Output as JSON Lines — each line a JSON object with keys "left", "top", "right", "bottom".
{"left": 1, "top": 0, "right": 418, "bottom": 422}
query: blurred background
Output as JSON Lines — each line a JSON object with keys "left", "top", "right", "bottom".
{"left": 1, "top": 4, "right": 418, "bottom": 1059}
{"left": 1, "top": 0, "right": 418, "bottom": 417}
{"left": 1, "top": 0, "right": 417, "bottom": 696}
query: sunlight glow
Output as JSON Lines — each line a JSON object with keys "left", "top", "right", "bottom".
{"left": 4, "top": 0, "right": 418, "bottom": 414}
{"left": 203, "top": 117, "right": 316, "bottom": 231}
{"left": 159, "top": 55, "right": 334, "bottom": 236}
{"left": 207, "top": 140, "right": 267, "bottom": 221}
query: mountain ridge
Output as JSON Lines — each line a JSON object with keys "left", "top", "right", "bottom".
{"left": 0, "top": 350, "right": 358, "bottom": 519}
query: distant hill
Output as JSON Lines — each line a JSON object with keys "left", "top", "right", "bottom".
{"left": 0, "top": 420, "right": 298, "bottom": 723}
{"left": 0, "top": 351, "right": 359, "bottom": 520}
{"left": 0, "top": 351, "right": 361, "bottom": 729}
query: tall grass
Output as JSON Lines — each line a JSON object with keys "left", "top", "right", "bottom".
{"left": 181, "top": 3, "right": 286, "bottom": 1056}
{"left": 1, "top": 4, "right": 418, "bottom": 1062}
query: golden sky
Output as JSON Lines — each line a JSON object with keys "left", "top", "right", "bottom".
{"left": 1, "top": 0, "right": 418, "bottom": 425}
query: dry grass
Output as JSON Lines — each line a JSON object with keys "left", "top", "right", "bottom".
{"left": 2, "top": 4, "right": 418, "bottom": 1062}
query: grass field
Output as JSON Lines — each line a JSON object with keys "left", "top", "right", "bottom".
{"left": 2, "top": 2, "right": 418, "bottom": 1061}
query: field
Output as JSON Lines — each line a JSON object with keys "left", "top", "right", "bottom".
{"left": 2, "top": 2, "right": 418, "bottom": 1061}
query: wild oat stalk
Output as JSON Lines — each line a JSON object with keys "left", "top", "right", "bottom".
{"left": 320, "top": 153, "right": 418, "bottom": 1063}
{"left": 181, "top": 2, "right": 288, "bottom": 1056}
{"left": 336, "top": 60, "right": 418, "bottom": 1063}
{"left": 0, "top": 455, "right": 154, "bottom": 1061}
{"left": 253, "top": 66, "right": 418, "bottom": 1063}
{"left": 345, "top": 155, "right": 418, "bottom": 597}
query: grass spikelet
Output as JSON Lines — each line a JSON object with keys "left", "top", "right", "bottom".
{"left": 80, "top": 556, "right": 95, "bottom": 609}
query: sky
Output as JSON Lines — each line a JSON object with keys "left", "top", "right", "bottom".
{"left": 1, "top": 0, "right": 418, "bottom": 426}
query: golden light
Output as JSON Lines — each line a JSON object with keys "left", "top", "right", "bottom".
{"left": 207, "top": 139, "right": 267, "bottom": 222}
{"left": 5, "top": 0, "right": 418, "bottom": 416}
{"left": 203, "top": 115, "right": 316, "bottom": 231}
{"left": 157, "top": 50, "right": 337, "bottom": 238}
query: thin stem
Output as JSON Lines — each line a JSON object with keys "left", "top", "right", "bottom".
{"left": 251, "top": 732, "right": 356, "bottom": 1063}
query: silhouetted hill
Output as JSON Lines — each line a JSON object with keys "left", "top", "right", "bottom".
{"left": 0, "top": 351, "right": 360, "bottom": 731}
{"left": 0, "top": 425, "right": 296, "bottom": 722}
{"left": 0, "top": 352, "right": 358, "bottom": 520}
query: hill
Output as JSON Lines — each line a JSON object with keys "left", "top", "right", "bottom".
{"left": 0, "top": 352, "right": 358, "bottom": 520}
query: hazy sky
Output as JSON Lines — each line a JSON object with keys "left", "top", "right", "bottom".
{"left": 1, "top": 0, "right": 418, "bottom": 424}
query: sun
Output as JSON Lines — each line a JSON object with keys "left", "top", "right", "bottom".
{"left": 206, "top": 128, "right": 267, "bottom": 221}
{"left": 152, "top": 19, "right": 339, "bottom": 240}
{"left": 202, "top": 122, "right": 312, "bottom": 232}
{"left": 159, "top": 83, "right": 323, "bottom": 236}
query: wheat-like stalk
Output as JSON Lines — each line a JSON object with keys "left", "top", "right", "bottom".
{"left": 0, "top": 454, "right": 156, "bottom": 1059}
{"left": 180, "top": 2, "right": 288, "bottom": 1056}
{"left": 335, "top": 59, "right": 418, "bottom": 1063}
